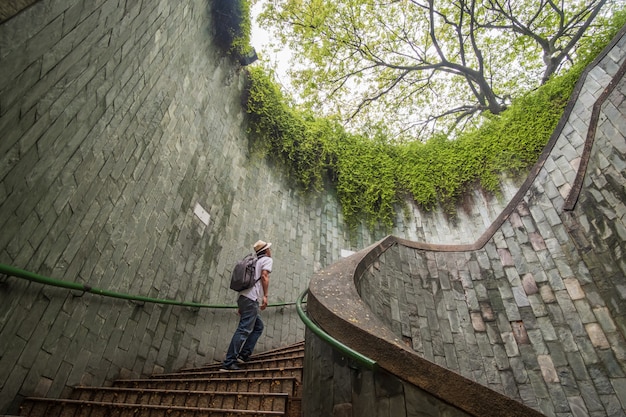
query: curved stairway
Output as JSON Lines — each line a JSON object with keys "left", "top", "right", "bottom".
{"left": 18, "top": 342, "right": 304, "bottom": 417}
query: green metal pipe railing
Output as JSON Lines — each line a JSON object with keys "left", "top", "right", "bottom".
{"left": 0, "top": 262, "right": 295, "bottom": 309}
{"left": 296, "top": 288, "right": 377, "bottom": 370}
{"left": 0, "top": 262, "right": 376, "bottom": 369}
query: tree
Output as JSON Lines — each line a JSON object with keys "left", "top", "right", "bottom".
{"left": 480, "top": 0, "right": 611, "bottom": 84}
{"left": 257, "top": 0, "right": 617, "bottom": 139}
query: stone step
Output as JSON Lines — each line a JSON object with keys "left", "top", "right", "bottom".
{"left": 180, "top": 343, "right": 305, "bottom": 374}
{"left": 189, "top": 342, "right": 305, "bottom": 370}
{"left": 151, "top": 366, "right": 303, "bottom": 381}
{"left": 183, "top": 354, "right": 305, "bottom": 373}
{"left": 68, "top": 386, "right": 288, "bottom": 411}
{"left": 253, "top": 342, "right": 304, "bottom": 357}
{"left": 229, "top": 343, "right": 304, "bottom": 361}
{"left": 18, "top": 342, "right": 305, "bottom": 417}
{"left": 113, "top": 376, "right": 301, "bottom": 397}
{"left": 19, "top": 398, "right": 287, "bottom": 417}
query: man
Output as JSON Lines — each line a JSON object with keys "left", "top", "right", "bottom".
{"left": 221, "top": 240, "right": 273, "bottom": 371}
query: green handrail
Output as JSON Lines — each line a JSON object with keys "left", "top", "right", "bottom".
{"left": 0, "top": 262, "right": 375, "bottom": 369}
{"left": 296, "top": 288, "right": 377, "bottom": 370}
{"left": 0, "top": 262, "right": 296, "bottom": 309}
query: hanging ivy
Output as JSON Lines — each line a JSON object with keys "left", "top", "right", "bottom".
{"left": 239, "top": 12, "right": 625, "bottom": 229}
{"left": 243, "top": 61, "right": 587, "bottom": 229}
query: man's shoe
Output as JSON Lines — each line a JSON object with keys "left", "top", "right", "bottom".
{"left": 236, "top": 356, "right": 250, "bottom": 364}
{"left": 219, "top": 363, "right": 241, "bottom": 371}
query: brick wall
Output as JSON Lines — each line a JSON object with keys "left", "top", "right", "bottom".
{"left": 0, "top": 0, "right": 379, "bottom": 412}
{"left": 316, "top": 29, "right": 626, "bottom": 417}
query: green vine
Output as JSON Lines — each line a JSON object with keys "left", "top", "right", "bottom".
{"left": 242, "top": 14, "right": 626, "bottom": 229}
{"left": 245, "top": 67, "right": 331, "bottom": 191}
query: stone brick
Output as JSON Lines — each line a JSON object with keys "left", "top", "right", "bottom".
{"left": 585, "top": 323, "right": 611, "bottom": 350}
{"left": 599, "top": 394, "right": 625, "bottom": 417}
{"left": 593, "top": 307, "right": 618, "bottom": 334}
{"left": 564, "top": 277, "right": 586, "bottom": 300}
{"left": 574, "top": 299, "right": 596, "bottom": 324}
{"left": 567, "top": 396, "right": 589, "bottom": 417}
{"left": 578, "top": 380, "right": 605, "bottom": 412}
{"left": 610, "top": 378, "right": 626, "bottom": 410}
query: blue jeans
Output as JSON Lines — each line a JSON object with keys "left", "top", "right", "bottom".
{"left": 223, "top": 296, "right": 264, "bottom": 366}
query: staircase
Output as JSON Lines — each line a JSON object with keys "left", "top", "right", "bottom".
{"left": 18, "top": 341, "right": 304, "bottom": 417}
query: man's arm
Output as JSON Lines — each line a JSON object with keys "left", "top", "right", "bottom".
{"left": 260, "top": 269, "right": 270, "bottom": 310}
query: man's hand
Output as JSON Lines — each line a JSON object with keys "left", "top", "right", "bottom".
{"left": 261, "top": 295, "right": 268, "bottom": 310}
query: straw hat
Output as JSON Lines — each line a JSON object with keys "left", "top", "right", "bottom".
{"left": 253, "top": 240, "right": 272, "bottom": 254}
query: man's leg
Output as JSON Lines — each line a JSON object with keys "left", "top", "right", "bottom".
{"left": 223, "top": 296, "right": 258, "bottom": 368}
{"left": 238, "top": 314, "right": 264, "bottom": 360}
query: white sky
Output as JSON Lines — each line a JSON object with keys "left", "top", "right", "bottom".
{"left": 249, "top": 1, "right": 294, "bottom": 90}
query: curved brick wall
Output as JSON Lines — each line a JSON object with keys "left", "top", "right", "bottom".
{"left": 0, "top": 0, "right": 378, "bottom": 412}
{"left": 306, "top": 27, "right": 626, "bottom": 417}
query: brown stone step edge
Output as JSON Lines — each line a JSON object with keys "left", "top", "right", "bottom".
{"left": 114, "top": 375, "right": 297, "bottom": 387}
{"left": 183, "top": 342, "right": 305, "bottom": 372}
{"left": 150, "top": 366, "right": 303, "bottom": 380}
{"left": 19, "top": 398, "right": 287, "bottom": 416}
{"left": 203, "top": 352, "right": 304, "bottom": 366}
{"left": 70, "top": 386, "right": 290, "bottom": 402}
{"left": 112, "top": 376, "right": 302, "bottom": 397}
{"left": 193, "top": 355, "right": 305, "bottom": 372}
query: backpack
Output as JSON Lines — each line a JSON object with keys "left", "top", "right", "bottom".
{"left": 229, "top": 253, "right": 258, "bottom": 291}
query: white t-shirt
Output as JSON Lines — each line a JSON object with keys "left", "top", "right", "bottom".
{"left": 241, "top": 256, "right": 273, "bottom": 302}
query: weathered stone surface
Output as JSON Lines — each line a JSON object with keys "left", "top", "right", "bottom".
{"left": 306, "top": 27, "right": 626, "bottom": 417}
